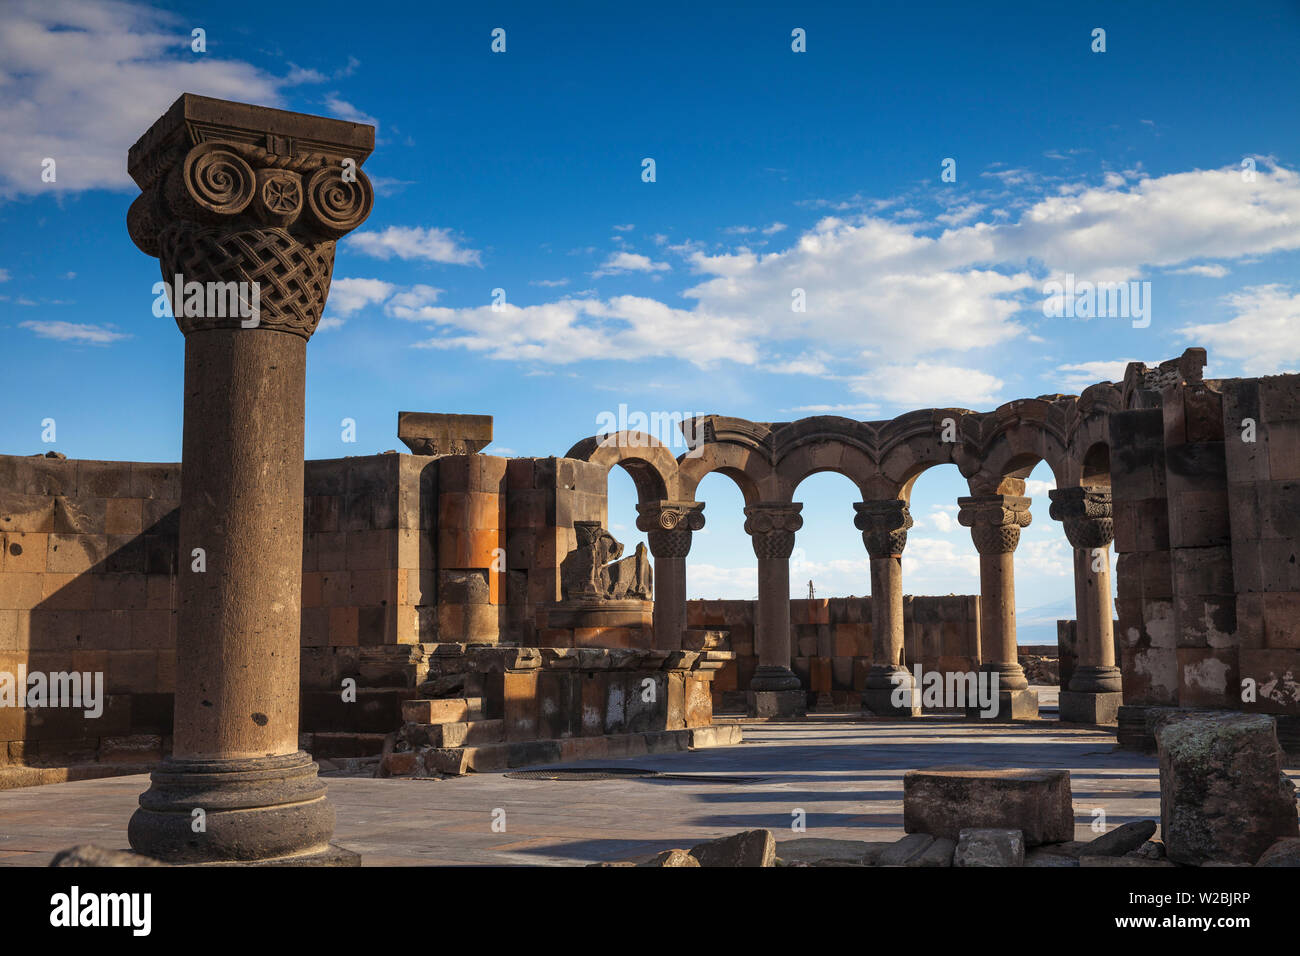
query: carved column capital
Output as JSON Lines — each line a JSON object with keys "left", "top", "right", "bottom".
{"left": 636, "top": 500, "right": 705, "bottom": 559}
{"left": 1048, "top": 486, "right": 1114, "bottom": 549}
{"left": 743, "top": 502, "right": 803, "bottom": 560}
{"left": 853, "top": 499, "right": 913, "bottom": 558}
{"left": 957, "top": 494, "right": 1032, "bottom": 554}
{"left": 127, "top": 94, "right": 374, "bottom": 340}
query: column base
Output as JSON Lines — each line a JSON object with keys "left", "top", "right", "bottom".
{"left": 861, "top": 686, "right": 921, "bottom": 717}
{"left": 1058, "top": 690, "right": 1123, "bottom": 725}
{"left": 747, "top": 690, "right": 807, "bottom": 718}
{"left": 129, "top": 751, "right": 340, "bottom": 865}
{"left": 1068, "top": 665, "right": 1123, "bottom": 694}
{"left": 749, "top": 665, "right": 802, "bottom": 692}
{"left": 966, "top": 689, "right": 1039, "bottom": 721}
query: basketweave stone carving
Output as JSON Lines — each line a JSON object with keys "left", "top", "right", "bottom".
{"left": 854, "top": 499, "right": 913, "bottom": 558}
{"left": 127, "top": 93, "right": 374, "bottom": 339}
{"left": 636, "top": 500, "right": 706, "bottom": 559}
{"left": 743, "top": 503, "right": 803, "bottom": 560}
{"left": 1048, "top": 486, "right": 1114, "bottom": 549}
{"left": 957, "top": 495, "right": 1032, "bottom": 554}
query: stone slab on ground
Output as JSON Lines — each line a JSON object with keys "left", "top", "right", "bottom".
{"left": 903, "top": 767, "right": 1073, "bottom": 845}
{"left": 775, "top": 838, "right": 873, "bottom": 866}
{"left": 1079, "top": 820, "right": 1157, "bottom": 857}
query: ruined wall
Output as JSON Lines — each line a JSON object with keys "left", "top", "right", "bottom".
{"left": 688, "top": 595, "right": 981, "bottom": 711}
{"left": 0, "top": 455, "right": 180, "bottom": 772}
{"left": 1222, "top": 375, "right": 1300, "bottom": 718}
{"left": 1112, "top": 358, "right": 1300, "bottom": 750}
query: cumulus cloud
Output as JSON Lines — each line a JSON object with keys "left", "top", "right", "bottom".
{"left": 346, "top": 226, "right": 482, "bottom": 266}
{"left": 1054, "top": 359, "right": 1143, "bottom": 391}
{"left": 1179, "top": 285, "right": 1300, "bottom": 375}
{"left": 847, "top": 363, "right": 1005, "bottom": 408}
{"left": 320, "top": 278, "right": 398, "bottom": 327}
{"left": 1169, "top": 264, "right": 1230, "bottom": 278}
{"left": 0, "top": 0, "right": 287, "bottom": 197}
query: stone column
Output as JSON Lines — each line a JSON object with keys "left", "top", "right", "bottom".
{"left": 957, "top": 494, "right": 1038, "bottom": 720}
{"left": 854, "top": 500, "right": 920, "bottom": 716}
{"left": 1049, "top": 486, "right": 1123, "bottom": 724}
{"left": 124, "top": 95, "right": 374, "bottom": 864}
{"left": 743, "top": 502, "right": 806, "bottom": 717}
{"left": 636, "top": 500, "right": 705, "bottom": 651}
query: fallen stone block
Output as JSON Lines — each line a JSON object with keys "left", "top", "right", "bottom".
{"left": 954, "top": 829, "right": 1024, "bottom": 867}
{"left": 689, "top": 829, "right": 775, "bottom": 867}
{"left": 775, "top": 838, "right": 873, "bottom": 866}
{"left": 879, "top": 833, "right": 935, "bottom": 866}
{"left": 1156, "top": 712, "right": 1299, "bottom": 865}
{"left": 912, "top": 837, "right": 955, "bottom": 867}
{"left": 1079, "top": 820, "right": 1157, "bottom": 857}
{"left": 51, "top": 845, "right": 167, "bottom": 867}
{"left": 904, "top": 767, "right": 1074, "bottom": 845}
{"left": 638, "top": 849, "right": 700, "bottom": 867}
{"left": 1025, "top": 848, "right": 1079, "bottom": 867}
{"left": 1256, "top": 837, "right": 1300, "bottom": 867}
{"left": 1079, "top": 856, "right": 1176, "bottom": 867}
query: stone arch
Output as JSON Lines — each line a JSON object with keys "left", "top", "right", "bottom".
{"left": 965, "top": 401, "right": 1072, "bottom": 495}
{"left": 565, "top": 432, "right": 679, "bottom": 503}
{"left": 676, "top": 441, "right": 772, "bottom": 505}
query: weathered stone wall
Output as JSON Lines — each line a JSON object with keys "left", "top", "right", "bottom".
{"left": 688, "top": 595, "right": 981, "bottom": 711}
{"left": 1222, "top": 375, "right": 1300, "bottom": 717}
{"left": 0, "top": 455, "right": 180, "bottom": 771}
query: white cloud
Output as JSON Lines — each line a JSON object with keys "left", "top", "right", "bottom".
{"left": 590, "top": 252, "right": 671, "bottom": 278}
{"left": 384, "top": 284, "right": 445, "bottom": 320}
{"left": 762, "top": 222, "right": 788, "bottom": 235}
{"left": 325, "top": 278, "right": 397, "bottom": 319}
{"left": 1179, "top": 285, "right": 1300, "bottom": 375}
{"left": 848, "top": 363, "right": 1005, "bottom": 408}
{"left": 20, "top": 320, "right": 130, "bottom": 344}
{"left": 0, "top": 0, "right": 287, "bottom": 198}
{"left": 1169, "top": 264, "right": 1229, "bottom": 278}
{"left": 782, "top": 402, "right": 881, "bottom": 415}
{"left": 612, "top": 223, "right": 635, "bottom": 232}
{"left": 530, "top": 278, "right": 570, "bottom": 288}
{"left": 0, "top": 269, "right": 9, "bottom": 282}
{"left": 346, "top": 226, "right": 482, "bottom": 266}
{"left": 323, "top": 94, "right": 377, "bottom": 130}
{"left": 1024, "top": 478, "right": 1057, "bottom": 498}
{"left": 1055, "top": 359, "right": 1142, "bottom": 391}
{"left": 928, "top": 507, "right": 958, "bottom": 533}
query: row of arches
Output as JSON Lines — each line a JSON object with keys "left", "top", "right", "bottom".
{"left": 566, "top": 386, "right": 1124, "bottom": 719}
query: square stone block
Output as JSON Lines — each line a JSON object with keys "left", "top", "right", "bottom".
{"left": 862, "top": 686, "right": 921, "bottom": 717}
{"left": 1058, "top": 690, "right": 1122, "bottom": 725}
{"left": 965, "top": 688, "right": 1039, "bottom": 721}
{"left": 746, "top": 689, "right": 805, "bottom": 718}
{"left": 903, "top": 767, "right": 1074, "bottom": 845}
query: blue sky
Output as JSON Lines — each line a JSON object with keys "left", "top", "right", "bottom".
{"left": 2, "top": 0, "right": 1299, "bottom": 640}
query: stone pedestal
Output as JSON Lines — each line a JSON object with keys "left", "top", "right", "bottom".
{"left": 1059, "top": 689, "right": 1123, "bottom": 724}
{"left": 124, "top": 94, "right": 374, "bottom": 864}
{"left": 747, "top": 689, "right": 806, "bottom": 719}
{"left": 855, "top": 500, "right": 920, "bottom": 717}
{"left": 743, "top": 503, "right": 804, "bottom": 715}
{"left": 637, "top": 500, "right": 705, "bottom": 651}
{"left": 967, "top": 688, "right": 1040, "bottom": 721}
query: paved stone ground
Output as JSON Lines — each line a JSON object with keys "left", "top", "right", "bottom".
{"left": 4, "top": 709, "right": 1247, "bottom": 867}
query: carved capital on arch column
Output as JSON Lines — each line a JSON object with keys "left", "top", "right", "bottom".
{"left": 1048, "top": 486, "right": 1114, "bottom": 550}
{"left": 636, "top": 500, "right": 706, "bottom": 558}
{"left": 854, "top": 499, "right": 913, "bottom": 558}
{"left": 127, "top": 94, "right": 375, "bottom": 339}
{"left": 743, "top": 502, "right": 803, "bottom": 560}
{"left": 957, "top": 494, "right": 1032, "bottom": 554}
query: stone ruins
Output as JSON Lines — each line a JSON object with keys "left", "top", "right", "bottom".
{"left": 1, "top": 95, "right": 1297, "bottom": 868}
